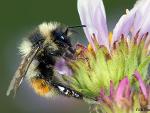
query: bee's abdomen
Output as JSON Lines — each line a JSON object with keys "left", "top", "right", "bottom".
{"left": 33, "top": 48, "right": 83, "bottom": 99}
{"left": 37, "top": 62, "right": 53, "bottom": 81}
{"left": 36, "top": 49, "right": 56, "bottom": 81}
{"left": 31, "top": 78, "right": 55, "bottom": 96}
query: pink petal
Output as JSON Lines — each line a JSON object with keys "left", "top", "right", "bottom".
{"left": 78, "top": 0, "right": 109, "bottom": 50}
{"left": 112, "top": 9, "right": 136, "bottom": 43}
{"left": 115, "top": 77, "right": 129, "bottom": 102}
{"left": 100, "top": 88, "right": 105, "bottom": 97}
{"left": 125, "top": 81, "right": 131, "bottom": 99}
{"left": 134, "top": 70, "right": 148, "bottom": 99}
{"left": 109, "top": 80, "right": 114, "bottom": 98}
{"left": 99, "top": 88, "right": 112, "bottom": 105}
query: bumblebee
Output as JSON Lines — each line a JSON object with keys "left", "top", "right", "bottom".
{"left": 7, "top": 22, "right": 85, "bottom": 99}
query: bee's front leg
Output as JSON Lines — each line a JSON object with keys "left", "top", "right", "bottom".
{"left": 47, "top": 50, "right": 64, "bottom": 56}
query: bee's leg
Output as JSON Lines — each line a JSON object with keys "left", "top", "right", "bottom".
{"left": 52, "top": 82, "right": 83, "bottom": 99}
{"left": 46, "top": 50, "right": 64, "bottom": 56}
{"left": 47, "top": 49, "right": 75, "bottom": 59}
{"left": 75, "top": 43, "right": 87, "bottom": 50}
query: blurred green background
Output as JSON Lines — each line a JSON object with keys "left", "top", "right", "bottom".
{"left": 0, "top": 0, "right": 136, "bottom": 113}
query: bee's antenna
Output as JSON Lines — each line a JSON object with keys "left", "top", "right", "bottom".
{"left": 64, "top": 25, "right": 86, "bottom": 35}
{"left": 67, "top": 25, "right": 86, "bottom": 29}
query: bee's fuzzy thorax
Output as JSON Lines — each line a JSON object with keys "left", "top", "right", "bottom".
{"left": 39, "top": 22, "right": 60, "bottom": 38}
{"left": 39, "top": 22, "right": 62, "bottom": 50}
{"left": 19, "top": 22, "right": 60, "bottom": 56}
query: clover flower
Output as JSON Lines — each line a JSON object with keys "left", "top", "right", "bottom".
{"left": 59, "top": 0, "right": 150, "bottom": 113}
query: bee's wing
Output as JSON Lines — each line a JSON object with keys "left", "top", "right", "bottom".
{"left": 6, "top": 47, "right": 40, "bottom": 97}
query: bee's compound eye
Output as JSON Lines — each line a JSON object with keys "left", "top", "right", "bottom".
{"left": 53, "top": 31, "right": 69, "bottom": 44}
{"left": 60, "top": 36, "right": 65, "bottom": 40}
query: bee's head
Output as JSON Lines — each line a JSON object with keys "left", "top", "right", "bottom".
{"left": 35, "top": 22, "right": 74, "bottom": 52}
{"left": 19, "top": 22, "right": 85, "bottom": 57}
{"left": 52, "top": 26, "right": 75, "bottom": 54}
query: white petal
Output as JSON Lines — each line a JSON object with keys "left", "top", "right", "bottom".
{"left": 112, "top": 9, "right": 136, "bottom": 43}
{"left": 139, "top": 12, "right": 150, "bottom": 36}
{"left": 112, "top": 15, "right": 126, "bottom": 43}
{"left": 133, "top": 0, "right": 150, "bottom": 36}
{"left": 113, "top": 0, "right": 150, "bottom": 43}
{"left": 78, "top": 0, "right": 109, "bottom": 49}
{"left": 93, "top": 5, "right": 109, "bottom": 49}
